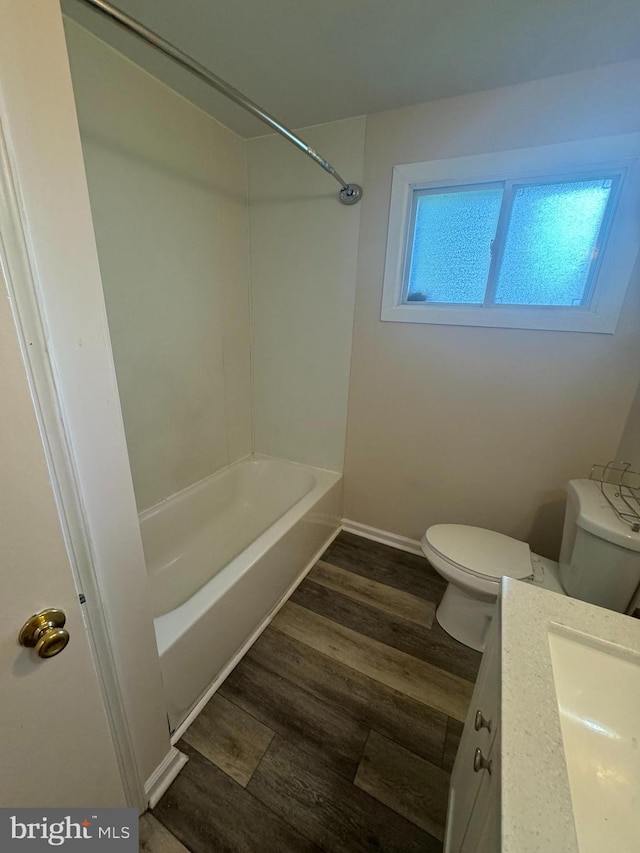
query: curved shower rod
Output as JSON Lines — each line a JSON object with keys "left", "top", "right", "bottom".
{"left": 78, "top": 0, "right": 363, "bottom": 205}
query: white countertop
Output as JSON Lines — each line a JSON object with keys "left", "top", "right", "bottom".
{"left": 500, "top": 577, "right": 640, "bottom": 853}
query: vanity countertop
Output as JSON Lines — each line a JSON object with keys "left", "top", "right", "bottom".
{"left": 500, "top": 577, "right": 640, "bottom": 853}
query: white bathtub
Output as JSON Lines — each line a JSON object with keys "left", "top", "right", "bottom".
{"left": 139, "top": 454, "right": 342, "bottom": 731}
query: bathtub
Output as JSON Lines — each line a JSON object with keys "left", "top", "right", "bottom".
{"left": 139, "top": 454, "right": 342, "bottom": 732}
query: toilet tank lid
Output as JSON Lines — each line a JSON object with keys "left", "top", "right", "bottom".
{"left": 568, "top": 479, "right": 640, "bottom": 552}
{"left": 424, "top": 524, "right": 533, "bottom": 579}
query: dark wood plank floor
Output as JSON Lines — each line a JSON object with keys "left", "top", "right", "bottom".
{"left": 149, "top": 531, "right": 481, "bottom": 852}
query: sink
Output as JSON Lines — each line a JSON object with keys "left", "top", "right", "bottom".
{"left": 548, "top": 625, "right": 640, "bottom": 853}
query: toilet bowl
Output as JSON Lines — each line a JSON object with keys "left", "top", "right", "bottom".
{"left": 421, "top": 524, "right": 540, "bottom": 651}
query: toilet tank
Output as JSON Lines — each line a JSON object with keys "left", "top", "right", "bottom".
{"left": 559, "top": 479, "right": 640, "bottom": 612}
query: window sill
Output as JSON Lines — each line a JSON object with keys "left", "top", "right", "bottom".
{"left": 380, "top": 302, "right": 617, "bottom": 333}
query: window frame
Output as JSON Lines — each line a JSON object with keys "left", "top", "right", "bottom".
{"left": 381, "top": 134, "right": 640, "bottom": 333}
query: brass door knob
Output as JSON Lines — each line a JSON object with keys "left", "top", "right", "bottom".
{"left": 19, "top": 608, "right": 69, "bottom": 658}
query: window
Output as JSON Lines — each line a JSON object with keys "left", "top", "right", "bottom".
{"left": 381, "top": 135, "right": 640, "bottom": 333}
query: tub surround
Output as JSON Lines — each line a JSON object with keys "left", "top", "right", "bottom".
{"left": 248, "top": 116, "right": 364, "bottom": 473}
{"left": 64, "top": 19, "right": 252, "bottom": 513}
{"left": 499, "top": 578, "right": 640, "bottom": 852}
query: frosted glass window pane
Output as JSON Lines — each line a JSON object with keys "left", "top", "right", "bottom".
{"left": 406, "top": 187, "right": 503, "bottom": 304}
{"left": 494, "top": 179, "right": 614, "bottom": 306}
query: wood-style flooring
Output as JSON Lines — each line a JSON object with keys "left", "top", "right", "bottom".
{"left": 144, "top": 532, "right": 481, "bottom": 852}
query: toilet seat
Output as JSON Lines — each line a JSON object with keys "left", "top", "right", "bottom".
{"left": 422, "top": 524, "right": 533, "bottom": 583}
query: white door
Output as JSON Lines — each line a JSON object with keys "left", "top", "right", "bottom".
{"left": 0, "top": 261, "right": 125, "bottom": 807}
{"left": 0, "top": 0, "right": 173, "bottom": 810}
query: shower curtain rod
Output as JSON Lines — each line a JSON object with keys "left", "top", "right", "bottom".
{"left": 78, "top": 0, "right": 363, "bottom": 205}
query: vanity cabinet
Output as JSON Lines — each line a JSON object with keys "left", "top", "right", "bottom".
{"left": 445, "top": 610, "right": 501, "bottom": 853}
{"left": 445, "top": 577, "right": 640, "bottom": 852}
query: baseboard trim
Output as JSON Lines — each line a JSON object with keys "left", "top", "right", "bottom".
{"left": 145, "top": 747, "right": 188, "bottom": 809}
{"left": 170, "top": 524, "right": 343, "bottom": 745}
{"left": 341, "top": 519, "right": 424, "bottom": 556}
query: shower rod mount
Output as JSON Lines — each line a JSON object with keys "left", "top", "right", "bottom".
{"left": 339, "top": 184, "right": 363, "bottom": 206}
{"left": 77, "top": 0, "right": 363, "bottom": 205}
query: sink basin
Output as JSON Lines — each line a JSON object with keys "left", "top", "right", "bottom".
{"left": 548, "top": 625, "right": 640, "bottom": 853}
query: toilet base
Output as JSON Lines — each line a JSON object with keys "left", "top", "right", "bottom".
{"left": 436, "top": 584, "right": 496, "bottom": 652}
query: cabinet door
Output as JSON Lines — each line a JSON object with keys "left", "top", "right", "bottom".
{"left": 460, "top": 729, "right": 500, "bottom": 853}
{"left": 445, "top": 612, "right": 500, "bottom": 852}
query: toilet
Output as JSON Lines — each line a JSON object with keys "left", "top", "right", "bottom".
{"left": 421, "top": 478, "right": 640, "bottom": 651}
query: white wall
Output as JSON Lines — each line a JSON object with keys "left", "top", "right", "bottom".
{"left": 619, "top": 383, "right": 640, "bottom": 614}
{"left": 248, "top": 117, "right": 365, "bottom": 472}
{"left": 617, "top": 377, "right": 640, "bottom": 471}
{"left": 64, "top": 20, "right": 252, "bottom": 512}
{"left": 344, "top": 60, "right": 640, "bottom": 558}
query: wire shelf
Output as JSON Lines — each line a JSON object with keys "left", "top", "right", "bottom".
{"left": 589, "top": 460, "right": 640, "bottom": 532}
